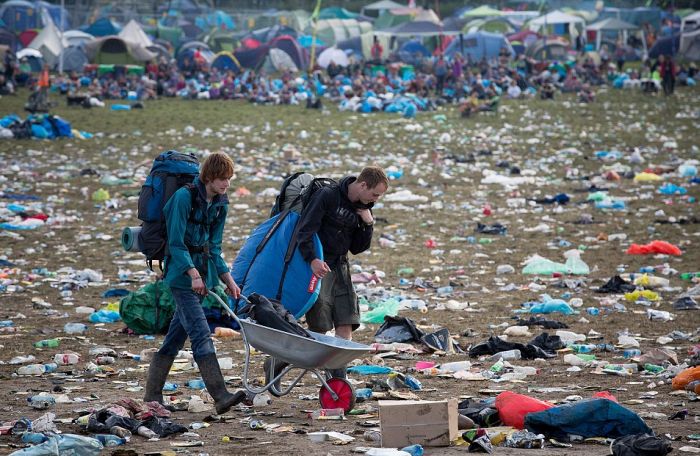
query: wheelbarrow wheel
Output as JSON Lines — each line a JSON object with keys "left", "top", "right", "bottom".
{"left": 319, "top": 377, "right": 355, "bottom": 413}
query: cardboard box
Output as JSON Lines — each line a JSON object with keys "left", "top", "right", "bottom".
{"left": 379, "top": 399, "right": 459, "bottom": 447}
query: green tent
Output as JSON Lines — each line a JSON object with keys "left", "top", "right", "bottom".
{"left": 461, "top": 5, "right": 503, "bottom": 19}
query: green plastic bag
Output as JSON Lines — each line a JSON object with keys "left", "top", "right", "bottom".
{"left": 361, "top": 298, "right": 400, "bottom": 324}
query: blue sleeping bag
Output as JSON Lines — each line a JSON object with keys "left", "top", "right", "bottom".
{"left": 524, "top": 399, "right": 652, "bottom": 440}
{"left": 230, "top": 211, "right": 323, "bottom": 319}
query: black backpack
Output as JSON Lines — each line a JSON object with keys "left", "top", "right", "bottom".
{"left": 270, "top": 172, "right": 337, "bottom": 218}
{"left": 136, "top": 151, "right": 200, "bottom": 271}
{"left": 239, "top": 293, "right": 312, "bottom": 339}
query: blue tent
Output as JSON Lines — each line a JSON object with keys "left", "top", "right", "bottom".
{"left": 0, "top": 27, "right": 19, "bottom": 51}
{"left": 0, "top": 0, "right": 44, "bottom": 33}
{"left": 444, "top": 31, "right": 514, "bottom": 62}
{"left": 195, "top": 10, "right": 235, "bottom": 32}
{"left": 83, "top": 17, "right": 121, "bottom": 37}
{"left": 36, "top": 1, "right": 70, "bottom": 30}
{"left": 399, "top": 40, "right": 431, "bottom": 64}
{"left": 211, "top": 51, "right": 241, "bottom": 73}
{"left": 336, "top": 36, "right": 363, "bottom": 59}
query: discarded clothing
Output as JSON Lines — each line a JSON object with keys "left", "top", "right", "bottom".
{"left": 516, "top": 316, "right": 569, "bottom": 329}
{"left": 475, "top": 223, "right": 507, "bottom": 235}
{"left": 468, "top": 335, "right": 557, "bottom": 360}
{"left": 611, "top": 433, "right": 672, "bottom": 456}
{"left": 597, "top": 276, "right": 636, "bottom": 294}
{"left": 524, "top": 399, "right": 652, "bottom": 441}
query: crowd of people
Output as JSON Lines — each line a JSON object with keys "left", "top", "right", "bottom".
{"left": 1, "top": 41, "right": 696, "bottom": 117}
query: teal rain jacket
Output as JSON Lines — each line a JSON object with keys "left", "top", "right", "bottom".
{"left": 163, "top": 177, "right": 229, "bottom": 290}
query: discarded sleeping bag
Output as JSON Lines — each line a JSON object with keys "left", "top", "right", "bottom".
{"left": 611, "top": 433, "right": 673, "bottom": 456}
{"left": 230, "top": 211, "right": 323, "bottom": 319}
{"left": 495, "top": 391, "right": 553, "bottom": 429}
{"left": 524, "top": 398, "right": 652, "bottom": 440}
{"left": 238, "top": 293, "right": 312, "bottom": 339}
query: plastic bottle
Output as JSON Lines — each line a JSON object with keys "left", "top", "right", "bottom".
{"left": 54, "top": 353, "right": 80, "bottom": 365}
{"left": 404, "top": 374, "right": 422, "bottom": 391}
{"left": 136, "top": 426, "right": 157, "bottom": 438}
{"left": 34, "top": 338, "right": 60, "bottom": 348}
{"left": 489, "top": 349, "right": 521, "bottom": 361}
{"left": 94, "top": 434, "right": 127, "bottom": 447}
{"left": 436, "top": 286, "right": 453, "bottom": 296}
{"left": 43, "top": 362, "right": 58, "bottom": 373}
{"left": 64, "top": 323, "right": 88, "bottom": 334}
{"left": 187, "top": 378, "right": 206, "bottom": 389}
{"left": 644, "top": 364, "right": 665, "bottom": 374}
{"left": 400, "top": 299, "right": 428, "bottom": 313}
{"left": 623, "top": 349, "right": 641, "bottom": 359}
{"left": 490, "top": 359, "right": 505, "bottom": 372}
{"left": 110, "top": 426, "right": 132, "bottom": 438}
{"left": 571, "top": 344, "right": 597, "bottom": 354}
{"left": 438, "top": 361, "right": 472, "bottom": 373}
{"left": 253, "top": 392, "right": 272, "bottom": 407}
{"left": 355, "top": 388, "right": 373, "bottom": 402}
{"left": 680, "top": 272, "right": 700, "bottom": 281}
{"left": 513, "top": 366, "right": 538, "bottom": 376}
{"left": 95, "top": 356, "right": 115, "bottom": 365}
{"left": 28, "top": 395, "right": 56, "bottom": 409}
{"left": 401, "top": 444, "right": 424, "bottom": 456}
{"left": 17, "top": 364, "right": 46, "bottom": 375}
{"left": 586, "top": 307, "right": 600, "bottom": 316}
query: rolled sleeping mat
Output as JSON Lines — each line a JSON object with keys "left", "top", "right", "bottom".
{"left": 121, "top": 226, "right": 142, "bottom": 252}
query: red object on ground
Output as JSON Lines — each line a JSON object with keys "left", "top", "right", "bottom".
{"left": 592, "top": 391, "right": 618, "bottom": 402}
{"left": 424, "top": 239, "right": 437, "bottom": 248}
{"left": 626, "top": 240, "right": 682, "bottom": 256}
{"left": 495, "top": 391, "right": 554, "bottom": 429}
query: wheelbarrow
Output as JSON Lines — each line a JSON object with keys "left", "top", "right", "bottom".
{"left": 208, "top": 291, "right": 372, "bottom": 412}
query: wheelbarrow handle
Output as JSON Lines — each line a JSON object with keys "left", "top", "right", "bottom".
{"left": 206, "top": 290, "right": 248, "bottom": 323}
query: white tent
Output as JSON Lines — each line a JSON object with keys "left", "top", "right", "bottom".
{"left": 361, "top": 0, "right": 404, "bottom": 16}
{"left": 62, "top": 30, "right": 94, "bottom": 48}
{"left": 119, "top": 20, "right": 153, "bottom": 49}
{"left": 529, "top": 10, "right": 584, "bottom": 29}
{"left": 586, "top": 17, "right": 644, "bottom": 53}
{"left": 681, "top": 11, "right": 700, "bottom": 33}
{"left": 28, "top": 19, "right": 63, "bottom": 67}
{"left": 318, "top": 47, "right": 349, "bottom": 67}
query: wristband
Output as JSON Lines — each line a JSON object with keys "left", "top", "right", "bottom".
{"left": 192, "top": 276, "right": 202, "bottom": 281}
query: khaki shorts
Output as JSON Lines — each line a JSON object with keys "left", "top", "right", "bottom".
{"left": 305, "top": 258, "right": 359, "bottom": 333}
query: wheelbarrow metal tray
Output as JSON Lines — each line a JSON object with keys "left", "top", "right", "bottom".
{"left": 239, "top": 319, "right": 371, "bottom": 370}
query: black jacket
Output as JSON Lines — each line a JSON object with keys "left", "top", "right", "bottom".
{"left": 297, "top": 176, "right": 374, "bottom": 268}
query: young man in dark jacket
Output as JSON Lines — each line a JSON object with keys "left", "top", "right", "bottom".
{"left": 265, "top": 167, "right": 388, "bottom": 386}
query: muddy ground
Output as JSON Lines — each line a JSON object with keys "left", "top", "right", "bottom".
{"left": 0, "top": 86, "right": 699, "bottom": 456}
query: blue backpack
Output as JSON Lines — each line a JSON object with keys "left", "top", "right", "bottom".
{"left": 137, "top": 151, "right": 200, "bottom": 270}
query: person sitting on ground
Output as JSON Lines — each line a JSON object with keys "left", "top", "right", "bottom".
{"left": 460, "top": 92, "right": 480, "bottom": 118}
{"left": 478, "top": 87, "right": 500, "bottom": 112}
{"left": 540, "top": 79, "right": 555, "bottom": 100}
{"left": 578, "top": 83, "right": 595, "bottom": 103}
{"left": 506, "top": 79, "right": 522, "bottom": 99}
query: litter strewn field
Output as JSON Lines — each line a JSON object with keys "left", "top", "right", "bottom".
{"left": 0, "top": 87, "right": 699, "bottom": 455}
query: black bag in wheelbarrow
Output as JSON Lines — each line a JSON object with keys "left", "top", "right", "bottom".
{"left": 239, "top": 293, "right": 312, "bottom": 339}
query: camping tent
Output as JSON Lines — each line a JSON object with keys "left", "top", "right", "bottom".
{"left": 0, "top": 0, "right": 50, "bottom": 33}
{"left": 318, "top": 47, "right": 349, "bottom": 68}
{"left": 83, "top": 18, "right": 121, "bottom": 37}
{"left": 679, "top": 29, "right": 700, "bottom": 60}
{"left": 313, "top": 19, "right": 371, "bottom": 46}
{"left": 398, "top": 39, "right": 431, "bottom": 64}
{"left": 0, "top": 28, "right": 20, "bottom": 51}
{"left": 376, "top": 20, "right": 451, "bottom": 37}
{"left": 211, "top": 51, "right": 241, "bottom": 72}
{"left": 119, "top": 20, "right": 153, "bottom": 49}
{"left": 28, "top": 18, "right": 63, "bottom": 68}
{"left": 681, "top": 11, "right": 700, "bottom": 32}
{"left": 63, "top": 30, "right": 94, "bottom": 48}
{"left": 319, "top": 7, "right": 359, "bottom": 20}
{"left": 59, "top": 45, "right": 88, "bottom": 72}
{"left": 361, "top": 0, "right": 404, "bottom": 18}
{"left": 176, "top": 40, "right": 214, "bottom": 69}
{"left": 463, "top": 17, "right": 516, "bottom": 35}
{"left": 17, "top": 48, "right": 44, "bottom": 71}
{"left": 586, "top": 18, "right": 641, "bottom": 49}
{"left": 460, "top": 5, "right": 503, "bottom": 19}
{"left": 444, "top": 31, "right": 514, "bottom": 62}
{"left": 85, "top": 36, "right": 156, "bottom": 65}
{"left": 528, "top": 10, "right": 585, "bottom": 38}
{"left": 36, "top": 1, "right": 70, "bottom": 30}
{"left": 525, "top": 39, "right": 571, "bottom": 61}
{"left": 18, "top": 29, "right": 38, "bottom": 47}
{"left": 269, "top": 35, "right": 307, "bottom": 71}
